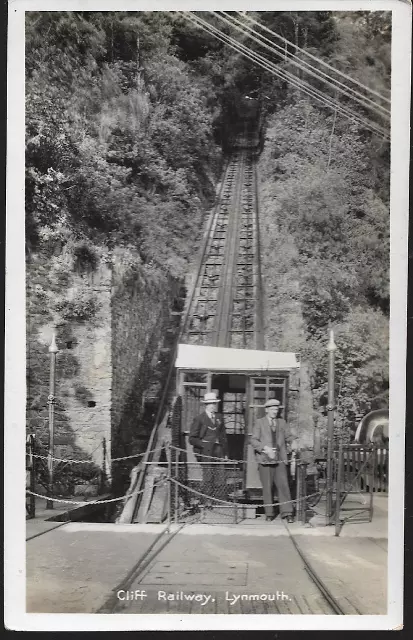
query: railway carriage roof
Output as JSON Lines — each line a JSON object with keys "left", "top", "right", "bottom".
{"left": 176, "top": 344, "right": 300, "bottom": 373}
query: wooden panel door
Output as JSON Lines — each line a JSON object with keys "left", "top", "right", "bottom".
{"left": 245, "top": 376, "right": 287, "bottom": 490}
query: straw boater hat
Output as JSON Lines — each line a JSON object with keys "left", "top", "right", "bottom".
{"left": 202, "top": 392, "right": 220, "bottom": 404}
{"left": 264, "top": 399, "right": 283, "bottom": 408}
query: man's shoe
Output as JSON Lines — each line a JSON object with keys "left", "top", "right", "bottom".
{"left": 284, "top": 515, "right": 294, "bottom": 524}
{"left": 265, "top": 515, "right": 274, "bottom": 522}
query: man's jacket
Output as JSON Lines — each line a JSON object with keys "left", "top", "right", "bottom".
{"left": 250, "top": 416, "right": 288, "bottom": 465}
{"left": 189, "top": 412, "right": 228, "bottom": 458}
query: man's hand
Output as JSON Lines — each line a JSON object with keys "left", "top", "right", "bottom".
{"left": 263, "top": 445, "right": 276, "bottom": 460}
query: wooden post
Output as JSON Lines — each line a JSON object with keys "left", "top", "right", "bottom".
{"left": 296, "top": 462, "right": 302, "bottom": 523}
{"left": 335, "top": 443, "right": 343, "bottom": 536}
{"left": 46, "top": 333, "right": 58, "bottom": 509}
{"left": 174, "top": 450, "right": 179, "bottom": 525}
{"left": 369, "top": 445, "right": 376, "bottom": 522}
{"left": 101, "top": 437, "right": 107, "bottom": 493}
{"left": 167, "top": 442, "right": 172, "bottom": 528}
{"left": 326, "top": 329, "right": 337, "bottom": 524}
{"left": 27, "top": 434, "right": 36, "bottom": 518}
{"left": 233, "top": 463, "right": 237, "bottom": 524}
{"left": 313, "top": 422, "right": 321, "bottom": 458}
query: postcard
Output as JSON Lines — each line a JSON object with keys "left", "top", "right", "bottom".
{"left": 5, "top": 0, "right": 410, "bottom": 631}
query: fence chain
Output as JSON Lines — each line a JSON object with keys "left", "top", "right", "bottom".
{"left": 26, "top": 479, "right": 167, "bottom": 506}
{"left": 30, "top": 447, "right": 162, "bottom": 465}
{"left": 169, "top": 477, "right": 320, "bottom": 509}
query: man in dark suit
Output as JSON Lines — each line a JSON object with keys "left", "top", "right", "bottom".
{"left": 250, "top": 399, "right": 294, "bottom": 522}
{"left": 189, "top": 392, "right": 228, "bottom": 507}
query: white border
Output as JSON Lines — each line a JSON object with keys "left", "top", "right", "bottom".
{"left": 5, "top": 0, "right": 410, "bottom": 631}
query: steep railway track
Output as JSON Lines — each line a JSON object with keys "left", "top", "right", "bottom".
{"left": 183, "top": 141, "right": 263, "bottom": 349}
{"left": 118, "top": 127, "right": 264, "bottom": 524}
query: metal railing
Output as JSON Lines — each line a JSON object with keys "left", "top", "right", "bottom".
{"left": 26, "top": 435, "right": 36, "bottom": 518}
{"left": 141, "top": 446, "right": 315, "bottom": 525}
{"left": 319, "top": 443, "right": 388, "bottom": 493}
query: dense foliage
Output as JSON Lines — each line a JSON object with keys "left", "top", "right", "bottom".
{"left": 26, "top": 12, "right": 228, "bottom": 282}
{"left": 26, "top": 11, "right": 390, "bottom": 447}
{"left": 257, "top": 12, "right": 390, "bottom": 439}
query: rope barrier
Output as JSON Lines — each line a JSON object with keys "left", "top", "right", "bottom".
{"left": 30, "top": 447, "right": 162, "bottom": 465}
{"left": 26, "top": 479, "right": 166, "bottom": 506}
{"left": 169, "top": 477, "right": 320, "bottom": 509}
{"left": 30, "top": 443, "right": 301, "bottom": 467}
{"left": 26, "top": 472, "right": 319, "bottom": 512}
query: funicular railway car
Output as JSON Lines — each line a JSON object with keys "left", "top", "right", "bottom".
{"left": 175, "top": 343, "right": 300, "bottom": 507}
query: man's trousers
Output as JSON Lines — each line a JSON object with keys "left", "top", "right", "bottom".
{"left": 258, "top": 462, "right": 293, "bottom": 518}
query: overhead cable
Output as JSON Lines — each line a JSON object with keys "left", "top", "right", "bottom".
{"left": 215, "top": 11, "right": 390, "bottom": 119}
{"left": 186, "top": 12, "right": 388, "bottom": 138}
{"left": 182, "top": 12, "right": 389, "bottom": 139}
{"left": 240, "top": 11, "right": 391, "bottom": 104}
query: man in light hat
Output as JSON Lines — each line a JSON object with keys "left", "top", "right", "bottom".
{"left": 189, "top": 392, "right": 228, "bottom": 507}
{"left": 250, "top": 399, "right": 294, "bottom": 522}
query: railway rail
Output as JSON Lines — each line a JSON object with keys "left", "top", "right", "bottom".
{"left": 182, "top": 142, "right": 262, "bottom": 349}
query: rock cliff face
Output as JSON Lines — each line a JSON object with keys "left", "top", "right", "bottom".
{"left": 26, "top": 255, "right": 182, "bottom": 493}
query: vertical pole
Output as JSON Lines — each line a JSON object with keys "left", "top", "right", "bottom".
{"left": 27, "top": 434, "right": 36, "bottom": 518}
{"left": 167, "top": 442, "right": 172, "bottom": 528}
{"left": 335, "top": 442, "right": 343, "bottom": 536}
{"left": 295, "top": 462, "right": 301, "bottom": 523}
{"left": 174, "top": 449, "right": 179, "bottom": 524}
{"left": 369, "top": 445, "right": 376, "bottom": 522}
{"left": 233, "top": 463, "right": 237, "bottom": 524}
{"left": 46, "top": 333, "right": 58, "bottom": 509}
{"left": 313, "top": 422, "right": 321, "bottom": 458}
{"left": 301, "top": 464, "right": 307, "bottom": 523}
{"left": 326, "top": 329, "right": 337, "bottom": 524}
{"left": 101, "top": 437, "right": 107, "bottom": 493}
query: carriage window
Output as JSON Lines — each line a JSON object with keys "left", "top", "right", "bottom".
{"left": 222, "top": 392, "right": 246, "bottom": 434}
{"left": 183, "top": 372, "right": 208, "bottom": 385}
{"left": 249, "top": 377, "right": 287, "bottom": 411}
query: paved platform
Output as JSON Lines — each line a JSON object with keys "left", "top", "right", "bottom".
{"left": 26, "top": 496, "right": 388, "bottom": 615}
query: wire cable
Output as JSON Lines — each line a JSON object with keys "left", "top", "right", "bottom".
{"left": 188, "top": 12, "right": 389, "bottom": 137}
{"left": 185, "top": 12, "right": 388, "bottom": 137}
{"left": 214, "top": 11, "right": 390, "bottom": 118}
{"left": 240, "top": 11, "right": 391, "bottom": 104}
{"left": 182, "top": 12, "right": 389, "bottom": 140}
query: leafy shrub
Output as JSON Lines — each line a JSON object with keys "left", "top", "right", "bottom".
{"left": 54, "top": 289, "right": 100, "bottom": 321}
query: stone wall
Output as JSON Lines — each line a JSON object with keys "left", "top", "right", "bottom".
{"left": 27, "top": 253, "right": 183, "bottom": 494}
{"left": 55, "top": 265, "right": 112, "bottom": 478}
{"left": 27, "top": 258, "right": 113, "bottom": 490}
{"left": 110, "top": 258, "right": 183, "bottom": 493}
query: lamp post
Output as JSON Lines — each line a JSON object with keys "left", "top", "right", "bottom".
{"left": 326, "top": 329, "right": 337, "bottom": 524}
{"left": 46, "top": 333, "right": 58, "bottom": 510}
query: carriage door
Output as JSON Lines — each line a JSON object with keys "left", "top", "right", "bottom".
{"left": 245, "top": 376, "right": 288, "bottom": 492}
